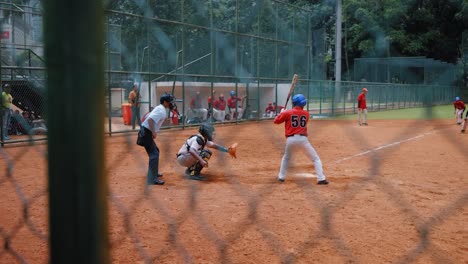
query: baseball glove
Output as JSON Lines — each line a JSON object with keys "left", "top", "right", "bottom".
{"left": 228, "top": 143, "right": 238, "bottom": 159}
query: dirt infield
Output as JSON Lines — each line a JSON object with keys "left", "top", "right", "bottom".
{"left": 1, "top": 119, "right": 467, "bottom": 263}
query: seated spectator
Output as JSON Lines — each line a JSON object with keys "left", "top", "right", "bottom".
{"left": 14, "top": 111, "right": 47, "bottom": 135}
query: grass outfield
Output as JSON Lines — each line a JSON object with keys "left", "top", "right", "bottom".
{"left": 329, "top": 104, "right": 455, "bottom": 120}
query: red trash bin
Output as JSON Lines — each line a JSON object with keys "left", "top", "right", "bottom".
{"left": 122, "top": 103, "right": 132, "bottom": 125}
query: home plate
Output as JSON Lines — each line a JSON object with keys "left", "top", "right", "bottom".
{"left": 294, "top": 173, "right": 316, "bottom": 178}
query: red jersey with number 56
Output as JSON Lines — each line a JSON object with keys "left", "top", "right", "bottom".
{"left": 274, "top": 106, "right": 309, "bottom": 137}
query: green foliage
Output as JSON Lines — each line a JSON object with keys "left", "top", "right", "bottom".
{"left": 343, "top": 0, "right": 465, "bottom": 66}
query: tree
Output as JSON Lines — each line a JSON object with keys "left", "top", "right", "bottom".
{"left": 393, "top": 0, "right": 466, "bottom": 63}
{"left": 341, "top": 0, "right": 467, "bottom": 80}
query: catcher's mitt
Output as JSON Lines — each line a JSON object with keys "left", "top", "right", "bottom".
{"left": 228, "top": 143, "right": 238, "bottom": 159}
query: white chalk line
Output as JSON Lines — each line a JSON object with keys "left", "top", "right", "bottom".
{"left": 293, "top": 130, "right": 437, "bottom": 178}
{"left": 331, "top": 131, "right": 436, "bottom": 165}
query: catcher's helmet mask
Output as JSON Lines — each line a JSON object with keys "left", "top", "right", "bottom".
{"left": 199, "top": 123, "right": 215, "bottom": 141}
{"left": 292, "top": 94, "right": 307, "bottom": 107}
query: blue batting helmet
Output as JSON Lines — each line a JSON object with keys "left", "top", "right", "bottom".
{"left": 455, "top": 96, "right": 460, "bottom": 101}
{"left": 230, "top": 91, "right": 235, "bottom": 96}
{"left": 292, "top": 94, "right": 307, "bottom": 107}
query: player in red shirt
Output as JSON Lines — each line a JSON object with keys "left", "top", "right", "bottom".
{"left": 227, "top": 91, "right": 246, "bottom": 120}
{"left": 213, "top": 94, "right": 227, "bottom": 122}
{"left": 273, "top": 102, "right": 284, "bottom": 115}
{"left": 274, "top": 94, "right": 328, "bottom": 185}
{"left": 264, "top": 102, "right": 275, "bottom": 117}
{"left": 453, "top": 96, "right": 465, "bottom": 125}
{"left": 357, "top": 87, "right": 368, "bottom": 126}
{"left": 170, "top": 104, "right": 180, "bottom": 125}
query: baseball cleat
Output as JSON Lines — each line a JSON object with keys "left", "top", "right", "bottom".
{"left": 278, "top": 178, "right": 285, "bottom": 183}
{"left": 189, "top": 175, "right": 206, "bottom": 181}
{"left": 462, "top": 130, "right": 465, "bottom": 133}
{"left": 152, "top": 178, "right": 165, "bottom": 185}
{"left": 317, "top": 180, "right": 329, "bottom": 185}
{"left": 363, "top": 123, "right": 368, "bottom": 126}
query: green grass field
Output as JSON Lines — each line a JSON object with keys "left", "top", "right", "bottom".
{"left": 329, "top": 104, "right": 454, "bottom": 120}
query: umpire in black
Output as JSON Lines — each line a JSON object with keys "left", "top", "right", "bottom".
{"left": 137, "top": 93, "right": 175, "bottom": 185}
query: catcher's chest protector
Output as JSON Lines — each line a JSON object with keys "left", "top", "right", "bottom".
{"left": 185, "top": 135, "right": 206, "bottom": 152}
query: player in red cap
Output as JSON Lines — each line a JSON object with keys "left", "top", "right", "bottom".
{"left": 213, "top": 93, "right": 227, "bottom": 122}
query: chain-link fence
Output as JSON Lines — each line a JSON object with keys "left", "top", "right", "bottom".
{"left": 103, "top": 73, "right": 459, "bottom": 135}
{"left": 2, "top": 113, "right": 468, "bottom": 263}
{"left": 353, "top": 57, "right": 459, "bottom": 86}
{"left": 1, "top": 1, "right": 461, "bottom": 142}
{"left": 1, "top": 1, "right": 467, "bottom": 264}
{"left": 0, "top": 0, "right": 46, "bottom": 144}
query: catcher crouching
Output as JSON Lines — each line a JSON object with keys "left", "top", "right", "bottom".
{"left": 176, "top": 123, "right": 237, "bottom": 181}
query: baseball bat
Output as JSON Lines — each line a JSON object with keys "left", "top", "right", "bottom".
{"left": 284, "top": 74, "right": 299, "bottom": 108}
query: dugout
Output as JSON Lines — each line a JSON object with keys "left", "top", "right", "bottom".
{"left": 135, "top": 79, "right": 295, "bottom": 122}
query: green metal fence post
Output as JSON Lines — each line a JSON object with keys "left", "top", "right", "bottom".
{"left": 319, "top": 82, "right": 322, "bottom": 115}
{"left": 45, "top": 0, "right": 109, "bottom": 263}
{"left": 331, "top": 81, "right": 335, "bottom": 116}
{"left": 342, "top": 84, "right": 346, "bottom": 115}
{"left": 403, "top": 85, "right": 407, "bottom": 108}
{"left": 378, "top": 86, "right": 381, "bottom": 111}
{"left": 306, "top": 79, "right": 310, "bottom": 112}
{"left": 106, "top": 19, "right": 112, "bottom": 136}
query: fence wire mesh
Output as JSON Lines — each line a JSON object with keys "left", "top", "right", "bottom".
{"left": 1, "top": 100, "right": 468, "bottom": 263}
{"left": 1, "top": 1, "right": 467, "bottom": 264}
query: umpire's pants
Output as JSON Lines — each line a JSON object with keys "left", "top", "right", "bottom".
{"left": 140, "top": 126, "right": 160, "bottom": 184}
